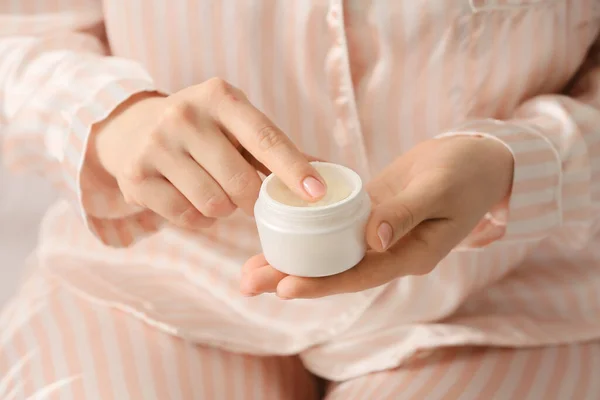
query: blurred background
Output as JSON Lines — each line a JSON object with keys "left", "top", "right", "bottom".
{"left": 0, "top": 149, "right": 55, "bottom": 307}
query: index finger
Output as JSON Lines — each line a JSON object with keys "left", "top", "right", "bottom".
{"left": 215, "top": 90, "right": 326, "bottom": 200}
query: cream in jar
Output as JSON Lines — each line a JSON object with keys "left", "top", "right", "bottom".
{"left": 254, "top": 162, "right": 371, "bottom": 277}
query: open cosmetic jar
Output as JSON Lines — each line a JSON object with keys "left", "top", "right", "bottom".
{"left": 254, "top": 162, "right": 371, "bottom": 277}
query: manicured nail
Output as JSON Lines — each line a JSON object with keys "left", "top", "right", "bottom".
{"left": 302, "top": 176, "right": 326, "bottom": 198}
{"left": 377, "top": 222, "right": 393, "bottom": 250}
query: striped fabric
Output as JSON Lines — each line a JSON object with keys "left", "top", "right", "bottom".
{"left": 2, "top": 271, "right": 600, "bottom": 399}
{"left": 1, "top": 0, "right": 600, "bottom": 391}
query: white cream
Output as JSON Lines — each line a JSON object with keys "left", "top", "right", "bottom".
{"left": 266, "top": 163, "right": 353, "bottom": 207}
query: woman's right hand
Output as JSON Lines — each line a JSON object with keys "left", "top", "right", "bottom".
{"left": 89, "top": 78, "right": 326, "bottom": 229}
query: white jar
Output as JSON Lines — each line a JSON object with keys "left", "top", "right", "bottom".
{"left": 254, "top": 162, "right": 371, "bottom": 277}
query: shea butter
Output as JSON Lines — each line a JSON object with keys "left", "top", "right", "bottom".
{"left": 254, "top": 162, "right": 371, "bottom": 277}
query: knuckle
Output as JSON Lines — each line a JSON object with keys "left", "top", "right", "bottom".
{"left": 413, "top": 261, "right": 437, "bottom": 276}
{"left": 202, "top": 195, "right": 233, "bottom": 217}
{"left": 205, "top": 77, "right": 231, "bottom": 95}
{"left": 177, "top": 206, "right": 201, "bottom": 226}
{"left": 227, "top": 171, "right": 257, "bottom": 197}
{"left": 145, "top": 128, "right": 170, "bottom": 152}
{"left": 391, "top": 203, "right": 415, "bottom": 233}
{"left": 165, "top": 198, "right": 193, "bottom": 222}
{"left": 120, "top": 160, "right": 147, "bottom": 185}
{"left": 255, "top": 125, "right": 284, "bottom": 152}
{"left": 367, "top": 178, "right": 398, "bottom": 206}
{"left": 161, "top": 101, "right": 194, "bottom": 126}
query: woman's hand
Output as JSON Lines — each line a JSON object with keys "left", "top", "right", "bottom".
{"left": 88, "top": 78, "right": 325, "bottom": 229}
{"left": 240, "top": 135, "right": 514, "bottom": 299}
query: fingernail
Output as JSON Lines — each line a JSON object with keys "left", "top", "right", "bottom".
{"left": 377, "top": 222, "right": 393, "bottom": 250}
{"left": 302, "top": 176, "right": 326, "bottom": 198}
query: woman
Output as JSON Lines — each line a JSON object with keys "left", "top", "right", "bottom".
{"left": 1, "top": 0, "right": 599, "bottom": 398}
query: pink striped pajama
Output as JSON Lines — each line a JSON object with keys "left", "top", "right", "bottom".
{"left": 2, "top": 0, "right": 600, "bottom": 398}
{"left": 3, "top": 270, "right": 600, "bottom": 399}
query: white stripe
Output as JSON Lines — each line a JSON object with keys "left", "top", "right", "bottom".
{"left": 183, "top": 340, "right": 203, "bottom": 400}
{"left": 4, "top": 382, "right": 25, "bottom": 400}
{"left": 199, "top": 0, "right": 215, "bottom": 79}
{"left": 131, "top": 0, "right": 149, "bottom": 69}
{"left": 555, "top": 346, "right": 581, "bottom": 399}
{"left": 397, "top": 0, "right": 419, "bottom": 152}
{"left": 221, "top": 0, "right": 238, "bottom": 87}
{"left": 513, "top": 161, "right": 559, "bottom": 181}
{"left": 94, "top": 306, "right": 131, "bottom": 400}
{"left": 590, "top": 158, "right": 600, "bottom": 174}
{"left": 376, "top": 354, "right": 440, "bottom": 399}
{"left": 370, "top": 1, "right": 393, "bottom": 170}
{"left": 521, "top": 346, "right": 559, "bottom": 398}
{"left": 125, "top": 311, "right": 158, "bottom": 400}
{"left": 28, "top": 376, "right": 80, "bottom": 400}
{"left": 250, "top": 356, "right": 265, "bottom": 400}
{"left": 426, "top": 349, "right": 473, "bottom": 400}
{"left": 39, "top": 300, "right": 74, "bottom": 400}
{"left": 583, "top": 345, "right": 600, "bottom": 400}
{"left": 158, "top": 330, "right": 184, "bottom": 400}
{"left": 563, "top": 168, "right": 591, "bottom": 184}
{"left": 174, "top": 0, "right": 192, "bottom": 86}
{"left": 591, "top": 183, "right": 600, "bottom": 199}
{"left": 505, "top": 212, "right": 559, "bottom": 236}
{"left": 244, "top": 2, "right": 262, "bottom": 109}
{"left": 19, "top": 315, "right": 46, "bottom": 391}
{"left": 493, "top": 349, "right": 536, "bottom": 398}
{"left": 291, "top": 1, "right": 310, "bottom": 152}
{"left": 348, "top": 373, "right": 389, "bottom": 400}
{"left": 0, "top": 350, "right": 34, "bottom": 398}
{"left": 503, "top": 135, "right": 558, "bottom": 154}
{"left": 562, "top": 195, "right": 592, "bottom": 212}
{"left": 59, "top": 290, "right": 101, "bottom": 400}
{"left": 482, "top": 11, "right": 513, "bottom": 118}
{"left": 454, "top": 350, "right": 503, "bottom": 400}
{"left": 211, "top": 346, "right": 228, "bottom": 392}
{"left": 510, "top": 187, "right": 557, "bottom": 208}
{"left": 152, "top": 0, "right": 171, "bottom": 90}
{"left": 424, "top": 1, "right": 445, "bottom": 138}
{"left": 231, "top": 352, "right": 246, "bottom": 400}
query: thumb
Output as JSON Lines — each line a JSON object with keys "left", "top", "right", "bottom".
{"left": 366, "top": 188, "right": 433, "bottom": 252}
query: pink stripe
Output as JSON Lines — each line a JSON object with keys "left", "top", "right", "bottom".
{"left": 473, "top": 348, "right": 515, "bottom": 396}
{"left": 508, "top": 201, "right": 559, "bottom": 220}
{"left": 539, "top": 346, "right": 571, "bottom": 398}
{"left": 512, "top": 176, "right": 559, "bottom": 193}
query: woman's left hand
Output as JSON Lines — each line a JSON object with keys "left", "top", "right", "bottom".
{"left": 240, "top": 135, "right": 514, "bottom": 299}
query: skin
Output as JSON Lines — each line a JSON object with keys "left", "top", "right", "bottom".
{"left": 88, "top": 78, "right": 326, "bottom": 230}
{"left": 239, "top": 135, "right": 514, "bottom": 299}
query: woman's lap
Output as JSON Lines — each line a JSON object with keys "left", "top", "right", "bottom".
{"left": 0, "top": 273, "right": 318, "bottom": 399}
{"left": 1, "top": 273, "right": 598, "bottom": 400}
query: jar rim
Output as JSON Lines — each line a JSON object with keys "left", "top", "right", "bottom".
{"left": 259, "top": 162, "right": 364, "bottom": 216}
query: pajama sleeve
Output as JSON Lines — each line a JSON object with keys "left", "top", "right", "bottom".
{"left": 0, "top": 1, "right": 164, "bottom": 247}
{"left": 440, "top": 32, "right": 600, "bottom": 248}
